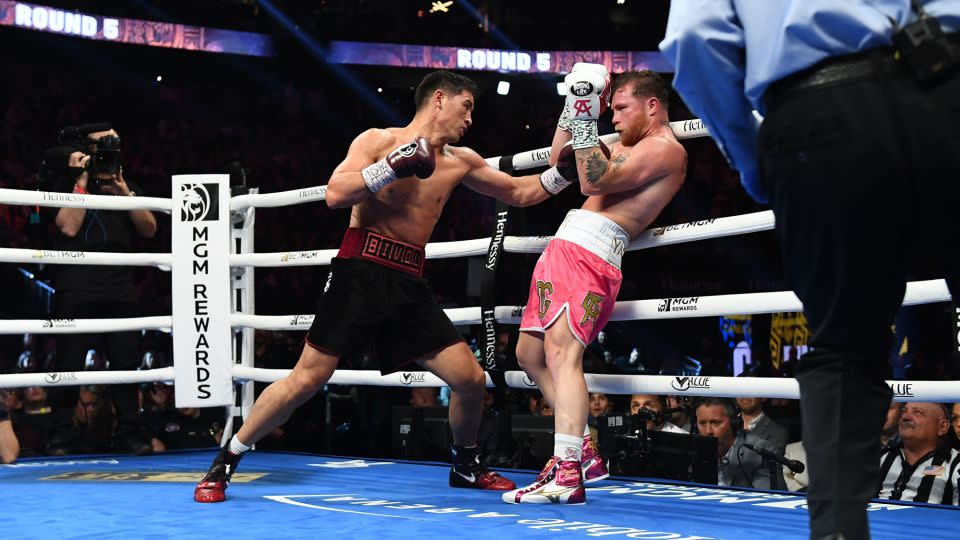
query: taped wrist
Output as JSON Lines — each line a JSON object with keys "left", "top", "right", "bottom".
{"left": 570, "top": 120, "right": 599, "bottom": 150}
{"left": 361, "top": 159, "right": 398, "bottom": 193}
{"left": 539, "top": 166, "right": 573, "bottom": 195}
{"left": 557, "top": 105, "right": 573, "bottom": 133}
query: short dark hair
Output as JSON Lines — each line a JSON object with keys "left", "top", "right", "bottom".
{"left": 414, "top": 70, "right": 479, "bottom": 111}
{"left": 695, "top": 397, "right": 736, "bottom": 418}
{"left": 632, "top": 393, "right": 668, "bottom": 410}
{"left": 610, "top": 70, "right": 670, "bottom": 109}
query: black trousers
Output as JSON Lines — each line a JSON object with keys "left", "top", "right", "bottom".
{"left": 759, "top": 65, "right": 960, "bottom": 539}
{"left": 55, "top": 293, "right": 142, "bottom": 429}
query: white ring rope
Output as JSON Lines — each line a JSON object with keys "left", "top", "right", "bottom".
{"left": 0, "top": 367, "right": 174, "bottom": 389}
{"left": 0, "top": 211, "right": 773, "bottom": 269}
{"left": 0, "top": 188, "right": 172, "bottom": 212}
{"left": 0, "top": 248, "right": 172, "bottom": 269}
{"left": 0, "top": 362, "right": 953, "bottom": 402}
{"left": 230, "top": 185, "right": 328, "bottom": 211}
{"left": 227, "top": 367, "right": 952, "bottom": 402}
{"left": 0, "top": 279, "right": 950, "bottom": 334}
{"left": 229, "top": 211, "right": 775, "bottom": 268}
{"left": 0, "top": 316, "right": 172, "bottom": 334}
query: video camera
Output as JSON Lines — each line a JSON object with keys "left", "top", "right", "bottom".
{"left": 596, "top": 411, "right": 718, "bottom": 483}
{"left": 59, "top": 122, "right": 122, "bottom": 193}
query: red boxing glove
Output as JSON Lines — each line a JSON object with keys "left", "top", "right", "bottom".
{"left": 362, "top": 137, "right": 436, "bottom": 193}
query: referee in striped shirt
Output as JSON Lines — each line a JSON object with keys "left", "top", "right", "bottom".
{"left": 878, "top": 402, "right": 960, "bottom": 505}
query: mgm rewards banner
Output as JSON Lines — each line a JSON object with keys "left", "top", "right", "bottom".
{"left": 171, "top": 175, "right": 232, "bottom": 407}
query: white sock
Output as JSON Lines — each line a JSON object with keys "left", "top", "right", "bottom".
{"left": 583, "top": 424, "right": 591, "bottom": 438}
{"left": 229, "top": 435, "right": 251, "bottom": 455}
{"left": 555, "top": 433, "right": 583, "bottom": 462}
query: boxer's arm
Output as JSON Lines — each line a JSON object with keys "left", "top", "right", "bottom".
{"left": 575, "top": 137, "right": 686, "bottom": 196}
{"left": 458, "top": 147, "right": 553, "bottom": 207}
{"left": 325, "top": 129, "right": 394, "bottom": 209}
{"left": 549, "top": 125, "right": 572, "bottom": 167}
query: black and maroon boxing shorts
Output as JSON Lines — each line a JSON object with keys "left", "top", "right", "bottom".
{"left": 305, "top": 227, "right": 463, "bottom": 373}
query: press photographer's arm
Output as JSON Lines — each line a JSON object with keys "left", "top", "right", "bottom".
{"left": 103, "top": 168, "right": 157, "bottom": 239}
{"left": 54, "top": 151, "right": 90, "bottom": 238}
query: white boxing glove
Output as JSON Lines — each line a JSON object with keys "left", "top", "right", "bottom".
{"left": 560, "top": 63, "right": 610, "bottom": 149}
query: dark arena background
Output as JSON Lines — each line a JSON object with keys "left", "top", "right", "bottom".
{"left": 1, "top": 1, "right": 959, "bottom": 538}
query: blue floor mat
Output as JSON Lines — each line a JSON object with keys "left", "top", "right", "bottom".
{"left": 2, "top": 450, "right": 957, "bottom": 539}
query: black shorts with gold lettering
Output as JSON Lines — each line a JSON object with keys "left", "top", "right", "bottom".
{"left": 305, "top": 257, "right": 463, "bottom": 373}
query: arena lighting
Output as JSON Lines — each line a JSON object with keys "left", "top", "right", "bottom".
{"left": 256, "top": 0, "right": 403, "bottom": 125}
{"left": 496, "top": 81, "right": 510, "bottom": 95}
{"left": 430, "top": 1, "right": 453, "bottom": 13}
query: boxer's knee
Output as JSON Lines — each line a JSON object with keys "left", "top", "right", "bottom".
{"left": 287, "top": 347, "right": 337, "bottom": 403}
{"left": 516, "top": 333, "right": 545, "bottom": 373}
{"left": 447, "top": 358, "right": 486, "bottom": 396}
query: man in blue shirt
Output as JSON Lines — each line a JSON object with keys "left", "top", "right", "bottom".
{"left": 660, "top": 2, "right": 960, "bottom": 539}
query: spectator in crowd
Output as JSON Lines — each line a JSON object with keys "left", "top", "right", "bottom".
{"left": 878, "top": 402, "right": 959, "bottom": 505}
{"left": 4, "top": 344, "right": 59, "bottom": 458}
{"left": 48, "top": 385, "right": 116, "bottom": 455}
{"left": 952, "top": 403, "right": 960, "bottom": 444}
{"left": 783, "top": 441, "right": 809, "bottom": 492}
{"left": 736, "top": 397, "right": 788, "bottom": 454}
{"left": 696, "top": 397, "right": 737, "bottom": 460}
{"left": 409, "top": 388, "right": 439, "bottom": 408}
{"left": 882, "top": 400, "right": 904, "bottom": 450}
{"left": 588, "top": 393, "right": 614, "bottom": 424}
{"left": 665, "top": 395, "right": 693, "bottom": 434}
{"left": 139, "top": 380, "right": 223, "bottom": 453}
{"left": 10, "top": 385, "right": 58, "bottom": 458}
{"left": 535, "top": 395, "right": 553, "bottom": 417}
{"left": 0, "top": 391, "right": 18, "bottom": 463}
{"left": 698, "top": 397, "right": 786, "bottom": 490}
{"left": 630, "top": 393, "right": 686, "bottom": 433}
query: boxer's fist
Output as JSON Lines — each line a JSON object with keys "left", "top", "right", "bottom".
{"left": 386, "top": 137, "right": 436, "bottom": 179}
{"left": 563, "top": 63, "right": 610, "bottom": 123}
{"left": 556, "top": 139, "right": 612, "bottom": 181}
{"left": 362, "top": 137, "right": 435, "bottom": 193}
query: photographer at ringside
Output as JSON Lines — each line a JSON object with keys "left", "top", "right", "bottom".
{"left": 39, "top": 123, "right": 157, "bottom": 453}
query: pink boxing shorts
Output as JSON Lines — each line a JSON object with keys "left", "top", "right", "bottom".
{"left": 520, "top": 209, "right": 629, "bottom": 347}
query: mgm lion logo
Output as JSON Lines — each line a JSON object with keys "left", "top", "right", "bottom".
{"left": 580, "top": 292, "right": 604, "bottom": 327}
{"left": 180, "top": 183, "right": 219, "bottom": 222}
{"left": 537, "top": 280, "right": 554, "bottom": 319}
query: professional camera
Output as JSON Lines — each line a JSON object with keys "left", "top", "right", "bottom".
{"left": 596, "top": 410, "right": 718, "bottom": 483}
{"left": 59, "top": 122, "right": 122, "bottom": 193}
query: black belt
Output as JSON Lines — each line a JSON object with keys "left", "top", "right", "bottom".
{"left": 764, "top": 32, "right": 960, "bottom": 112}
{"left": 764, "top": 47, "right": 902, "bottom": 112}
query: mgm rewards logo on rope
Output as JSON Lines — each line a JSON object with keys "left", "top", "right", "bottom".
{"left": 171, "top": 175, "right": 233, "bottom": 407}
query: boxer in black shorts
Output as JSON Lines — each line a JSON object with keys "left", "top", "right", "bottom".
{"left": 306, "top": 228, "right": 463, "bottom": 373}
{"left": 196, "top": 70, "right": 583, "bottom": 502}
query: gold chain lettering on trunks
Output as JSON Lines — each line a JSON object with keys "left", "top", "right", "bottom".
{"left": 580, "top": 292, "right": 604, "bottom": 326}
{"left": 537, "top": 280, "right": 554, "bottom": 319}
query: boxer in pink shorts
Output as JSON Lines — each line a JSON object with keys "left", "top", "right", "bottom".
{"left": 520, "top": 209, "right": 627, "bottom": 349}
{"left": 505, "top": 67, "right": 687, "bottom": 505}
